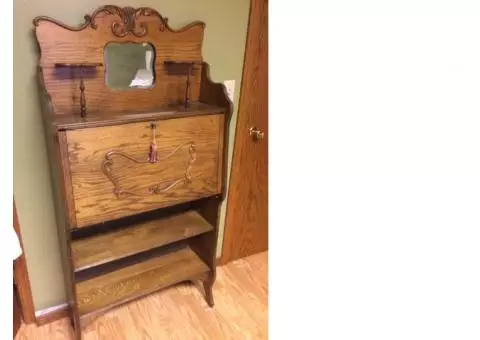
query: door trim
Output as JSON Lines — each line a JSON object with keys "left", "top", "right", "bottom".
{"left": 13, "top": 199, "right": 36, "bottom": 324}
{"left": 219, "top": 0, "right": 267, "bottom": 265}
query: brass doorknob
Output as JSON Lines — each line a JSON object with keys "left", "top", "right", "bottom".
{"left": 249, "top": 127, "right": 264, "bottom": 141}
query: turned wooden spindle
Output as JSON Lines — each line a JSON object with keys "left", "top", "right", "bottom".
{"left": 53, "top": 63, "right": 102, "bottom": 118}
{"left": 184, "top": 63, "right": 194, "bottom": 109}
{"left": 79, "top": 72, "right": 86, "bottom": 118}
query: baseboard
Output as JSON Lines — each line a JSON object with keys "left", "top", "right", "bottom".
{"left": 216, "top": 256, "right": 230, "bottom": 266}
{"left": 35, "top": 303, "right": 69, "bottom": 326}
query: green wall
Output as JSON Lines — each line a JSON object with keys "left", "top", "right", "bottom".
{"left": 13, "top": 0, "right": 249, "bottom": 311}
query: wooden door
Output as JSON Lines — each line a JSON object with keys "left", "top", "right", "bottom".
{"left": 221, "top": 0, "right": 268, "bottom": 264}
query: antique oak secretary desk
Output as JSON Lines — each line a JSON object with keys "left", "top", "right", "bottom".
{"left": 33, "top": 5, "right": 231, "bottom": 339}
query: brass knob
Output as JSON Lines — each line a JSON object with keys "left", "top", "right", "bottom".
{"left": 249, "top": 127, "right": 264, "bottom": 141}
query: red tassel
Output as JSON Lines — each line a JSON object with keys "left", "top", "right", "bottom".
{"left": 149, "top": 142, "right": 157, "bottom": 164}
{"left": 148, "top": 123, "right": 158, "bottom": 164}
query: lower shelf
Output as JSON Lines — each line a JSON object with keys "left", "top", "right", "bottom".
{"left": 75, "top": 246, "right": 210, "bottom": 317}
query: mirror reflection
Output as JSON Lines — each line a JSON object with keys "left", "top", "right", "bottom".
{"left": 104, "top": 42, "right": 155, "bottom": 90}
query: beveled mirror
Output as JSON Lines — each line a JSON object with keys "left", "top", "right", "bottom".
{"left": 104, "top": 42, "right": 155, "bottom": 90}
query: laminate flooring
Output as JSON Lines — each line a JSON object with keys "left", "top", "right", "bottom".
{"left": 16, "top": 252, "right": 268, "bottom": 340}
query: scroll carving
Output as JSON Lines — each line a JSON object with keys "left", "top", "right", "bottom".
{"left": 101, "top": 143, "right": 197, "bottom": 199}
{"left": 89, "top": 6, "right": 169, "bottom": 37}
{"left": 33, "top": 5, "right": 205, "bottom": 36}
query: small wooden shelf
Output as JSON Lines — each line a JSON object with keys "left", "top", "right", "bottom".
{"left": 75, "top": 245, "right": 209, "bottom": 316}
{"left": 72, "top": 211, "right": 213, "bottom": 272}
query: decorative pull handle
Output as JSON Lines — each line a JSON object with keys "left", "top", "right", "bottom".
{"left": 249, "top": 127, "right": 264, "bottom": 141}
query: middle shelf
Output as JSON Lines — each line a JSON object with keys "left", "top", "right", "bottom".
{"left": 71, "top": 210, "right": 213, "bottom": 272}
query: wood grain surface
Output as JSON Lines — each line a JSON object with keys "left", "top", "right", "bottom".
{"left": 199, "top": 63, "right": 233, "bottom": 201}
{"left": 16, "top": 252, "right": 267, "bottom": 340}
{"left": 34, "top": 7, "right": 204, "bottom": 67}
{"left": 72, "top": 211, "right": 213, "bottom": 272}
{"left": 39, "top": 86, "right": 81, "bottom": 329}
{"left": 75, "top": 246, "right": 209, "bottom": 317}
{"left": 39, "top": 65, "right": 203, "bottom": 115}
{"left": 53, "top": 101, "right": 224, "bottom": 131}
{"left": 33, "top": 6, "right": 205, "bottom": 115}
{"left": 66, "top": 114, "right": 223, "bottom": 227}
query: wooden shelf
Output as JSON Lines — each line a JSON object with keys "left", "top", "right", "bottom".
{"left": 72, "top": 211, "right": 213, "bottom": 272}
{"left": 53, "top": 102, "right": 224, "bottom": 131}
{"left": 75, "top": 245, "right": 209, "bottom": 316}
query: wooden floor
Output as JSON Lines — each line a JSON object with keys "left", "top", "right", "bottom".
{"left": 16, "top": 252, "right": 268, "bottom": 340}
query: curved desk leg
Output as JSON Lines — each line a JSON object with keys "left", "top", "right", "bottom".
{"left": 202, "top": 273, "right": 215, "bottom": 307}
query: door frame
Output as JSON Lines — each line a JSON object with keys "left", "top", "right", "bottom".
{"left": 13, "top": 199, "right": 36, "bottom": 324}
{"left": 219, "top": 0, "right": 267, "bottom": 265}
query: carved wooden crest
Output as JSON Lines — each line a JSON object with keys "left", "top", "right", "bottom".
{"left": 90, "top": 6, "right": 168, "bottom": 37}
